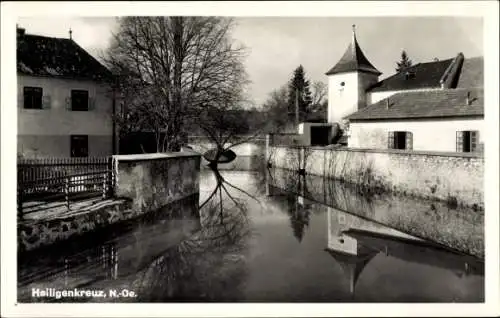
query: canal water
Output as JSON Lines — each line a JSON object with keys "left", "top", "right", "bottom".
{"left": 17, "top": 168, "right": 484, "bottom": 302}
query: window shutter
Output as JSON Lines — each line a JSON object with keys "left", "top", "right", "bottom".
{"left": 470, "top": 131, "right": 478, "bottom": 152}
{"left": 456, "top": 131, "right": 464, "bottom": 152}
{"left": 405, "top": 131, "right": 413, "bottom": 150}
{"left": 42, "top": 96, "right": 51, "bottom": 109}
{"left": 65, "top": 97, "right": 72, "bottom": 110}
{"left": 388, "top": 131, "right": 394, "bottom": 149}
{"left": 88, "top": 97, "right": 96, "bottom": 110}
{"left": 18, "top": 92, "right": 24, "bottom": 108}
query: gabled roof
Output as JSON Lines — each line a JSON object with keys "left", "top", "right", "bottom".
{"left": 17, "top": 29, "right": 113, "bottom": 82}
{"left": 456, "top": 56, "right": 484, "bottom": 88}
{"left": 326, "top": 26, "right": 381, "bottom": 76}
{"left": 367, "top": 54, "right": 465, "bottom": 93}
{"left": 346, "top": 88, "right": 484, "bottom": 121}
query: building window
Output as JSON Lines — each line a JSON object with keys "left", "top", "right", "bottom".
{"left": 71, "top": 90, "right": 89, "bottom": 111}
{"left": 23, "top": 87, "right": 43, "bottom": 109}
{"left": 70, "top": 135, "right": 88, "bottom": 157}
{"left": 456, "top": 131, "right": 479, "bottom": 153}
{"left": 388, "top": 131, "right": 413, "bottom": 150}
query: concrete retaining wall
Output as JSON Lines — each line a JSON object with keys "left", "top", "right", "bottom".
{"left": 113, "top": 152, "right": 201, "bottom": 211}
{"left": 19, "top": 152, "right": 201, "bottom": 252}
{"left": 267, "top": 145, "right": 484, "bottom": 209}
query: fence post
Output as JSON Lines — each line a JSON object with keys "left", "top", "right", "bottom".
{"left": 65, "top": 176, "right": 70, "bottom": 210}
{"left": 18, "top": 185, "right": 23, "bottom": 220}
{"left": 266, "top": 134, "right": 273, "bottom": 168}
{"left": 102, "top": 172, "right": 108, "bottom": 199}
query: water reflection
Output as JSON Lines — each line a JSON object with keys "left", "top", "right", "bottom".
{"left": 267, "top": 168, "right": 484, "bottom": 259}
{"left": 133, "top": 168, "right": 254, "bottom": 301}
{"left": 324, "top": 206, "right": 483, "bottom": 299}
{"left": 18, "top": 168, "right": 484, "bottom": 302}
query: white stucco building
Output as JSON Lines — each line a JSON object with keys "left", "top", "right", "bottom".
{"left": 326, "top": 26, "right": 484, "bottom": 153}
{"left": 17, "top": 27, "right": 118, "bottom": 158}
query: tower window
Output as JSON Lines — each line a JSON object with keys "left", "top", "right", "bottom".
{"left": 340, "top": 81, "right": 345, "bottom": 87}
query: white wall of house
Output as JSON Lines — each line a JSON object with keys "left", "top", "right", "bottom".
{"left": 328, "top": 72, "right": 379, "bottom": 125}
{"left": 17, "top": 75, "right": 115, "bottom": 157}
{"left": 348, "top": 117, "right": 484, "bottom": 152}
{"left": 367, "top": 88, "right": 441, "bottom": 105}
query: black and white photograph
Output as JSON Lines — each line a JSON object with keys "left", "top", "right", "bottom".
{"left": 1, "top": 1, "right": 499, "bottom": 317}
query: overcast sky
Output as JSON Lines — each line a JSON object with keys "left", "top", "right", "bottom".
{"left": 17, "top": 16, "right": 483, "bottom": 106}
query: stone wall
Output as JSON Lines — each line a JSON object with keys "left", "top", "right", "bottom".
{"left": 19, "top": 152, "right": 201, "bottom": 252}
{"left": 267, "top": 145, "right": 484, "bottom": 209}
{"left": 113, "top": 152, "right": 201, "bottom": 212}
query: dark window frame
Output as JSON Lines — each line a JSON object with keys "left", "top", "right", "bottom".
{"left": 71, "top": 89, "right": 89, "bottom": 111}
{"left": 70, "top": 135, "right": 89, "bottom": 157}
{"left": 456, "top": 130, "right": 479, "bottom": 153}
{"left": 388, "top": 131, "right": 413, "bottom": 150}
{"left": 23, "top": 86, "right": 43, "bottom": 109}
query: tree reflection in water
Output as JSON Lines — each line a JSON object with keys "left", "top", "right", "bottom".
{"left": 133, "top": 167, "right": 257, "bottom": 301}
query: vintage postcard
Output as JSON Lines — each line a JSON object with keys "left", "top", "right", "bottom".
{"left": 1, "top": 1, "right": 499, "bottom": 317}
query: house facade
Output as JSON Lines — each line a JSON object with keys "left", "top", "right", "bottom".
{"left": 326, "top": 26, "right": 484, "bottom": 154}
{"left": 17, "top": 27, "right": 117, "bottom": 158}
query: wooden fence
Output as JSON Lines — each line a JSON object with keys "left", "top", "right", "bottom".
{"left": 18, "top": 157, "right": 111, "bottom": 183}
{"left": 17, "top": 157, "right": 114, "bottom": 219}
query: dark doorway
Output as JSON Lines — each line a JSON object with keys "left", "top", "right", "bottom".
{"left": 310, "top": 126, "right": 331, "bottom": 146}
{"left": 71, "top": 135, "right": 89, "bottom": 157}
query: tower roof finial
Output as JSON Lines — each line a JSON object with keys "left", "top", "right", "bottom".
{"left": 69, "top": 27, "right": 73, "bottom": 40}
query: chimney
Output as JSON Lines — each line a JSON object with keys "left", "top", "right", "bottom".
{"left": 466, "top": 91, "right": 471, "bottom": 106}
{"left": 17, "top": 26, "right": 26, "bottom": 37}
{"left": 386, "top": 98, "right": 390, "bottom": 109}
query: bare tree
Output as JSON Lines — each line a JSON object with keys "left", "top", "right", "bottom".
{"left": 261, "top": 85, "right": 291, "bottom": 133}
{"left": 310, "top": 81, "right": 327, "bottom": 110}
{"left": 103, "top": 17, "right": 248, "bottom": 152}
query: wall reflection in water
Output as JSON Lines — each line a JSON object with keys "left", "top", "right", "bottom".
{"left": 17, "top": 193, "right": 202, "bottom": 302}
{"left": 325, "top": 206, "right": 483, "bottom": 299}
{"left": 266, "top": 167, "right": 484, "bottom": 259}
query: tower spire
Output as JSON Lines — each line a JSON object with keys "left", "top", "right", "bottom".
{"left": 69, "top": 28, "right": 73, "bottom": 40}
{"left": 325, "top": 25, "right": 381, "bottom": 76}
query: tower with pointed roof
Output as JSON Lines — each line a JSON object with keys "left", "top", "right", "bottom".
{"left": 326, "top": 25, "right": 381, "bottom": 125}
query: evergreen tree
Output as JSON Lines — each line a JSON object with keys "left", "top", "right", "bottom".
{"left": 396, "top": 50, "right": 413, "bottom": 73}
{"left": 287, "top": 65, "right": 312, "bottom": 123}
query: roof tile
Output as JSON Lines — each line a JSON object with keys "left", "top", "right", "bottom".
{"left": 456, "top": 57, "right": 484, "bottom": 88}
{"left": 347, "top": 88, "right": 484, "bottom": 121}
{"left": 326, "top": 31, "right": 381, "bottom": 76}
{"left": 17, "top": 32, "right": 113, "bottom": 82}
{"left": 368, "top": 58, "right": 456, "bottom": 92}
